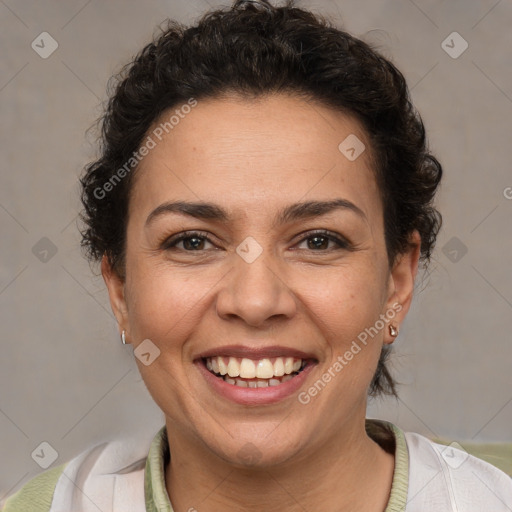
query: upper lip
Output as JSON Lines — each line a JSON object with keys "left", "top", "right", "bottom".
{"left": 196, "top": 345, "right": 318, "bottom": 361}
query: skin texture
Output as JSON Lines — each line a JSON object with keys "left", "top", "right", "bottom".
{"left": 102, "top": 93, "right": 421, "bottom": 511}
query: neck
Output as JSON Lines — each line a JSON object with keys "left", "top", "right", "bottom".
{"left": 164, "top": 418, "right": 395, "bottom": 512}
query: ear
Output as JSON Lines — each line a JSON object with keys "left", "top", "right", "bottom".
{"left": 383, "top": 230, "right": 421, "bottom": 344}
{"left": 101, "top": 255, "right": 129, "bottom": 338}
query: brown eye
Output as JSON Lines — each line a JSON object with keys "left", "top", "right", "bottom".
{"left": 295, "top": 230, "right": 351, "bottom": 251}
{"left": 162, "top": 231, "right": 215, "bottom": 251}
{"left": 305, "top": 234, "right": 330, "bottom": 250}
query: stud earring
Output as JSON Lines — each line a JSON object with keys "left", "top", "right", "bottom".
{"left": 389, "top": 324, "right": 399, "bottom": 337}
{"left": 121, "top": 330, "right": 127, "bottom": 345}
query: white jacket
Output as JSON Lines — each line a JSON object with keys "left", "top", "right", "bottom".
{"left": 3, "top": 423, "right": 511, "bottom": 511}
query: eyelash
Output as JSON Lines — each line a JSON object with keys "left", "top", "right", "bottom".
{"left": 161, "top": 229, "right": 352, "bottom": 253}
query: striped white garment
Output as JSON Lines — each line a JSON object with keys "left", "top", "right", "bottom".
{"left": 42, "top": 429, "right": 511, "bottom": 512}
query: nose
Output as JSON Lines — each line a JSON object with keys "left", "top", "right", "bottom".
{"left": 215, "top": 248, "right": 297, "bottom": 327}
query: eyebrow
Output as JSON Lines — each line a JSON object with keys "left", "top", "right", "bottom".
{"left": 145, "top": 198, "right": 367, "bottom": 228}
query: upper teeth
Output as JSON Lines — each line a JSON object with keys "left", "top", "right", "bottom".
{"left": 206, "top": 356, "right": 303, "bottom": 379}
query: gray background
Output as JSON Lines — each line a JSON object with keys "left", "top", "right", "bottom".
{"left": 1, "top": 0, "right": 511, "bottom": 501}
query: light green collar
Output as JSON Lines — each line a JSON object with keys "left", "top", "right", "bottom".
{"left": 145, "top": 425, "right": 172, "bottom": 512}
{"left": 145, "top": 420, "right": 409, "bottom": 511}
{"left": 379, "top": 420, "right": 410, "bottom": 512}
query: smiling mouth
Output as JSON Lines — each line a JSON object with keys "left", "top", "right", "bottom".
{"left": 203, "top": 356, "right": 308, "bottom": 388}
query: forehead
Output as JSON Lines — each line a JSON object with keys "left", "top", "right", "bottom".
{"left": 130, "top": 94, "right": 382, "bottom": 226}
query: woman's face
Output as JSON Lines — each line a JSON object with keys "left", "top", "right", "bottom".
{"left": 104, "top": 93, "right": 419, "bottom": 466}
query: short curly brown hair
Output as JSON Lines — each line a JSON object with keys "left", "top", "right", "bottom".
{"left": 80, "top": 0, "right": 442, "bottom": 397}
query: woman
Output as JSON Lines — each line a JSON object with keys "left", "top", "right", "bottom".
{"left": 4, "top": 0, "right": 511, "bottom": 510}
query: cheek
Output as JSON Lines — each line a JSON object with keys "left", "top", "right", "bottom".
{"left": 126, "top": 266, "right": 209, "bottom": 345}
{"left": 304, "top": 263, "right": 388, "bottom": 390}
{"left": 311, "top": 264, "right": 387, "bottom": 334}
{"left": 125, "top": 251, "right": 388, "bottom": 346}
{"left": 124, "top": 265, "right": 213, "bottom": 416}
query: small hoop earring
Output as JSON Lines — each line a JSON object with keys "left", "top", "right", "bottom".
{"left": 121, "top": 330, "right": 127, "bottom": 345}
{"left": 389, "top": 324, "right": 399, "bottom": 337}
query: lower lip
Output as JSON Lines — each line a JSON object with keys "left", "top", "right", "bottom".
{"left": 196, "top": 359, "right": 316, "bottom": 405}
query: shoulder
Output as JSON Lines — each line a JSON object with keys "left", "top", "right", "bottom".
{"left": 2, "top": 463, "right": 66, "bottom": 512}
{"left": 2, "top": 431, "right": 156, "bottom": 512}
{"left": 404, "top": 431, "right": 512, "bottom": 511}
